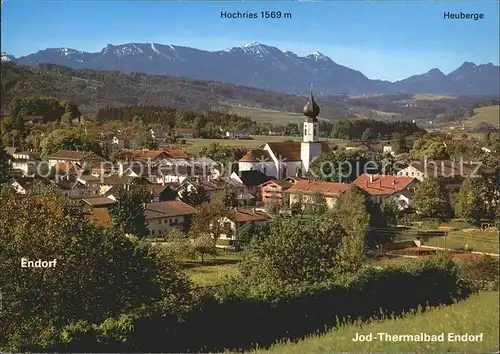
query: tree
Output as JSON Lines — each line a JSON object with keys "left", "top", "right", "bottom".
{"left": 190, "top": 199, "right": 229, "bottom": 241}
{"left": 454, "top": 177, "right": 489, "bottom": 224}
{"left": 308, "top": 148, "right": 373, "bottom": 182}
{"left": 199, "top": 142, "right": 235, "bottom": 163}
{"left": 361, "top": 128, "right": 375, "bottom": 141}
{"left": 410, "top": 137, "right": 449, "bottom": 160}
{"left": 311, "top": 192, "right": 328, "bottom": 215}
{"left": 216, "top": 185, "right": 238, "bottom": 208}
{"left": 265, "top": 200, "right": 281, "bottom": 216}
{"left": 158, "top": 186, "right": 178, "bottom": 201}
{"left": 191, "top": 233, "right": 217, "bottom": 263}
{"left": 0, "top": 191, "right": 191, "bottom": 352}
{"left": 238, "top": 214, "right": 346, "bottom": 288}
{"left": 178, "top": 184, "right": 209, "bottom": 207}
{"left": 332, "top": 187, "right": 369, "bottom": 272}
{"left": 110, "top": 189, "right": 149, "bottom": 237}
{"left": 40, "top": 129, "right": 102, "bottom": 157}
{"left": 390, "top": 133, "right": 406, "bottom": 154}
{"left": 0, "top": 140, "right": 12, "bottom": 184}
{"left": 136, "top": 128, "right": 155, "bottom": 150}
{"left": 413, "top": 178, "right": 452, "bottom": 221}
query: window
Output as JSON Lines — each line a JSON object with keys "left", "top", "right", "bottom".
{"left": 152, "top": 230, "right": 155, "bottom": 235}
{"left": 304, "top": 128, "right": 307, "bottom": 135}
{"left": 164, "top": 220, "right": 168, "bottom": 224}
{"left": 158, "top": 220, "right": 162, "bottom": 225}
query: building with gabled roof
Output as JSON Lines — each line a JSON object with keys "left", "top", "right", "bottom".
{"left": 284, "top": 179, "right": 352, "bottom": 210}
{"left": 353, "top": 174, "right": 418, "bottom": 205}
{"left": 144, "top": 200, "right": 198, "bottom": 236}
{"left": 47, "top": 150, "right": 103, "bottom": 168}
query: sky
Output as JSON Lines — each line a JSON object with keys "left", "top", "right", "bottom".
{"left": 1, "top": 0, "right": 499, "bottom": 81}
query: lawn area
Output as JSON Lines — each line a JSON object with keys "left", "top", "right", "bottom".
{"left": 181, "top": 135, "right": 348, "bottom": 154}
{"left": 424, "top": 230, "right": 499, "bottom": 254}
{"left": 468, "top": 105, "right": 500, "bottom": 126}
{"left": 182, "top": 252, "right": 241, "bottom": 287}
{"left": 257, "top": 291, "right": 499, "bottom": 353}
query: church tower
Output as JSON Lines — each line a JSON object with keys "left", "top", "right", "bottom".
{"left": 300, "top": 91, "right": 322, "bottom": 175}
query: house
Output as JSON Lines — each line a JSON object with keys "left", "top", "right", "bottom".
{"left": 173, "top": 128, "right": 195, "bottom": 139}
{"left": 396, "top": 159, "right": 496, "bottom": 182}
{"left": 47, "top": 150, "right": 103, "bottom": 169}
{"left": 100, "top": 175, "right": 137, "bottom": 195}
{"left": 258, "top": 179, "right": 293, "bottom": 205}
{"left": 77, "top": 175, "right": 102, "bottom": 196}
{"left": 144, "top": 200, "right": 198, "bottom": 237}
{"left": 230, "top": 170, "right": 273, "bottom": 197}
{"left": 10, "top": 151, "right": 41, "bottom": 176}
{"left": 112, "top": 135, "right": 136, "bottom": 149}
{"left": 353, "top": 174, "right": 418, "bottom": 206}
{"left": 53, "top": 175, "right": 91, "bottom": 198}
{"left": 239, "top": 92, "right": 333, "bottom": 178}
{"left": 268, "top": 130, "right": 286, "bottom": 136}
{"left": 284, "top": 179, "right": 352, "bottom": 210}
{"left": 226, "top": 131, "right": 249, "bottom": 139}
{"left": 387, "top": 190, "right": 415, "bottom": 211}
{"left": 10, "top": 176, "right": 53, "bottom": 194}
{"left": 116, "top": 149, "right": 189, "bottom": 176}
{"left": 216, "top": 208, "right": 272, "bottom": 246}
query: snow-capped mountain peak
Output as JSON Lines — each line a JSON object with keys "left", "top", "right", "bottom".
{"left": 1, "top": 52, "right": 15, "bottom": 62}
{"left": 306, "top": 51, "right": 331, "bottom": 62}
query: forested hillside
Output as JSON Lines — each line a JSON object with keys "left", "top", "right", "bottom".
{"left": 0, "top": 62, "right": 350, "bottom": 119}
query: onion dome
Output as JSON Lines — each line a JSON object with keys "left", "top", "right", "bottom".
{"left": 303, "top": 91, "right": 320, "bottom": 121}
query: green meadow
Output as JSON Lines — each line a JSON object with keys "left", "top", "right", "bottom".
{"left": 257, "top": 291, "right": 499, "bottom": 353}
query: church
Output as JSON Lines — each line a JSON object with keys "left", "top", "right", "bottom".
{"left": 238, "top": 92, "right": 331, "bottom": 179}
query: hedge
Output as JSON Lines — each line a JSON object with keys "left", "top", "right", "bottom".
{"left": 54, "top": 257, "right": 471, "bottom": 353}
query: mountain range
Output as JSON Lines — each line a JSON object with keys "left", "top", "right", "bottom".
{"left": 2, "top": 42, "right": 499, "bottom": 96}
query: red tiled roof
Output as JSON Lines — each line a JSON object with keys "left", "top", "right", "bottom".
{"left": 118, "top": 148, "right": 188, "bottom": 161}
{"left": 230, "top": 208, "right": 272, "bottom": 222}
{"left": 259, "top": 179, "right": 292, "bottom": 189}
{"left": 263, "top": 141, "right": 331, "bottom": 162}
{"left": 286, "top": 180, "right": 351, "bottom": 197}
{"left": 353, "top": 174, "right": 416, "bottom": 196}
{"left": 87, "top": 208, "right": 112, "bottom": 226}
{"left": 144, "top": 200, "right": 198, "bottom": 219}
{"left": 49, "top": 150, "right": 101, "bottom": 161}
{"left": 239, "top": 148, "right": 272, "bottom": 162}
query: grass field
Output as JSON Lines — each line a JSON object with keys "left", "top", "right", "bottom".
{"left": 182, "top": 253, "right": 241, "bottom": 286}
{"left": 180, "top": 135, "right": 349, "bottom": 154}
{"left": 469, "top": 105, "right": 500, "bottom": 127}
{"left": 257, "top": 291, "right": 499, "bottom": 353}
{"left": 228, "top": 105, "right": 305, "bottom": 125}
{"left": 413, "top": 94, "right": 458, "bottom": 101}
{"left": 424, "top": 230, "right": 499, "bottom": 254}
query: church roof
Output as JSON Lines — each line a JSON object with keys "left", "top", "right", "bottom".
{"left": 268, "top": 141, "right": 332, "bottom": 161}
{"left": 267, "top": 142, "right": 302, "bottom": 161}
{"left": 239, "top": 148, "right": 272, "bottom": 162}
